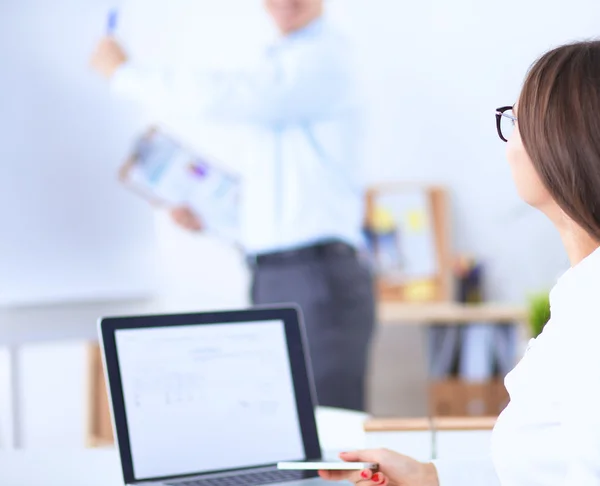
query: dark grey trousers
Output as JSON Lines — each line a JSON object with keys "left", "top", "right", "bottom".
{"left": 250, "top": 244, "right": 375, "bottom": 411}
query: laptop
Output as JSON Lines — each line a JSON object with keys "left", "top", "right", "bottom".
{"left": 99, "top": 307, "right": 330, "bottom": 486}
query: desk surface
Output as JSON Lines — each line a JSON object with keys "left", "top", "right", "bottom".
{"left": 0, "top": 448, "right": 121, "bottom": 486}
{"left": 0, "top": 407, "right": 369, "bottom": 486}
{"left": 0, "top": 298, "right": 158, "bottom": 346}
{"left": 1, "top": 299, "right": 528, "bottom": 347}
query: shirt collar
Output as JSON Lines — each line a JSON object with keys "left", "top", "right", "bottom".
{"left": 285, "top": 16, "right": 325, "bottom": 39}
{"left": 550, "top": 244, "right": 600, "bottom": 305}
{"left": 271, "top": 16, "right": 326, "bottom": 47}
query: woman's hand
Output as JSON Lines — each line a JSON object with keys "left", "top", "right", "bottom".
{"left": 319, "top": 449, "right": 439, "bottom": 486}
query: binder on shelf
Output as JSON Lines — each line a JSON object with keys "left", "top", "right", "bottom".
{"left": 427, "top": 326, "right": 460, "bottom": 379}
{"left": 458, "top": 324, "right": 495, "bottom": 383}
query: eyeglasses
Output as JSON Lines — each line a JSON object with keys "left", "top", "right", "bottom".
{"left": 495, "top": 106, "right": 517, "bottom": 142}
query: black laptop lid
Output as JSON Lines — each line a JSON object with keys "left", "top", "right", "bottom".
{"left": 99, "top": 307, "right": 321, "bottom": 484}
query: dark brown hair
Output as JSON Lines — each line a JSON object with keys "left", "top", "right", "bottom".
{"left": 519, "top": 40, "right": 600, "bottom": 242}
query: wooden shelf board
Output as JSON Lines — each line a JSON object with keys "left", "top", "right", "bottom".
{"left": 364, "top": 416, "right": 497, "bottom": 432}
{"left": 364, "top": 417, "right": 432, "bottom": 432}
{"left": 378, "top": 302, "right": 528, "bottom": 325}
{"left": 432, "top": 416, "right": 497, "bottom": 431}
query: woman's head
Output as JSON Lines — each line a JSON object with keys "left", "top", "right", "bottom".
{"left": 507, "top": 41, "right": 600, "bottom": 242}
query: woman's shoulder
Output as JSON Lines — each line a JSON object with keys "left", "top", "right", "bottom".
{"left": 551, "top": 248, "right": 600, "bottom": 310}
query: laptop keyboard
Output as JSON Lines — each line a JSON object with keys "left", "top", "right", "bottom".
{"left": 166, "top": 469, "right": 307, "bottom": 486}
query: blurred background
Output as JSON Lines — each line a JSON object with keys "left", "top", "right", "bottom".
{"left": 0, "top": 0, "right": 597, "bottom": 449}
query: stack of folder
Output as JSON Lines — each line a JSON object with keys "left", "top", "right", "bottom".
{"left": 427, "top": 257, "right": 516, "bottom": 416}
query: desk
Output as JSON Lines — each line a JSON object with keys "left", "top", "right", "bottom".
{"left": 1, "top": 300, "right": 526, "bottom": 449}
{"left": 0, "top": 449, "right": 122, "bottom": 486}
{"left": 0, "top": 412, "right": 498, "bottom": 485}
{"left": 0, "top": 407, "right": 368, "bottom": 486}
{"left": 0, "top": 298, "right": 158, "bottom": 449}
{"left": 364, "top": 416, "right": 496, "bottom": 461}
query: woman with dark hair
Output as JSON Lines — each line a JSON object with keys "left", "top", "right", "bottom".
{"left": 320, "top": 40, "right": 600, "bottom": 486}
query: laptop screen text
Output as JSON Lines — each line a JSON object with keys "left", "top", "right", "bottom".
{"left": 115, "top": 320, "right": 305, "bottom": 480}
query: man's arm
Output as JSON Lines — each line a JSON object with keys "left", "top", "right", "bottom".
{"left": 91, "top": 36, "right": 356, "bottom": 124}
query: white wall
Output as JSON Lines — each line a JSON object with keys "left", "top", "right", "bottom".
{"left": 2, "top": 0, "right": 600, "bottom": 449}
{"left": 340, "top": 0, "right": 598, "bottom": 301}
{"left": 0, "top": 0, "right": 157, "bottom": 306}
{"left": 5, "top": 0, "right": 587, "bottom": 310}
{"left": 0, "top": 298, "right": 162, "bottom": 449}
{"left": 0, "top": 3, "right": 596, "bottom": 308}
{"left": 19, "top": 342, "right": 88, "bottom": 448}
{"left": 0, "top": 348, "right": 12, "bottom": 448}
{"left": 143, "top": 0, "right": 600, "bottom": 304}
{"left": 153, "top": 216, "right": 249, "bottom": 312}
{"left": 0, "top": 343, "right": 87, "bottom": 449}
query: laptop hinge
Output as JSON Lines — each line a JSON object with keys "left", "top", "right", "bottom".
{"left": 128, "top": 465, "right": 279, "bottom": 485}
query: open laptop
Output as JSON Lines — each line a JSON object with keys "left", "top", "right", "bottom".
{"left": 99, "top": 307, "right": 330, "bottom": 486}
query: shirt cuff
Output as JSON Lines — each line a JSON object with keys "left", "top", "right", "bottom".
{"left": 110, "top": 64, "right": 142, "bottom": 98}
{"left": 432, "top": 457, "right": 500, "bottom": 486}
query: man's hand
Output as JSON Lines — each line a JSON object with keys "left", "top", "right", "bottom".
{"left": 170, "top": 206, "right": 203, "bottom": 232}
{"left": 319, "top": 449, "right": 439, "bottom": 486}
{"left": 90, "top": 37, "right": 127, "bottom": 79}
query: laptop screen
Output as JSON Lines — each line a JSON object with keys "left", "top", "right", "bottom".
{"left": 114, "top": 319, "right": 305, "bottom": 480}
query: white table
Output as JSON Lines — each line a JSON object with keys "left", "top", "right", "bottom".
{"left": 0, "top": 407, "right": 498, "bottom": 485}
{"left": 0, "top": 298, "right": 159, "bottom": 448}
{"left": 0, "top": 407, "right": 369, "bottom": 486}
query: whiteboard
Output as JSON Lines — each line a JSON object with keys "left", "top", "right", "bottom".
{"left": 0, "top": 0, "right": 157, "bottom": 306}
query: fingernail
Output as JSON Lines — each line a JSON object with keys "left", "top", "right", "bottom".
{"left": 372, "top": 473, "right": 382, "bottom": 483}
{"left": 361, "top": 470, "right": 369, "bottom": 479}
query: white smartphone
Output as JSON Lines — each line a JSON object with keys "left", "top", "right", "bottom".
{"left": 277, "top": 461, "right": 378, "bottom": 471}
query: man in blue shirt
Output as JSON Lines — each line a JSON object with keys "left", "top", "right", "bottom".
{"left": 91, "top": 0, "right": 375, "bottom": 411}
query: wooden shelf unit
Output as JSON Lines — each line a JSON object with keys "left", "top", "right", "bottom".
{"left": 377, "top": 301, "right": 528, "bottom": 328}
{"left": 86, "top": 344, "right": 114, "bottom": 448}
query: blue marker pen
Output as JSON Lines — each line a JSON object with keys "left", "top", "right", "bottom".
{"left": 107, "top": 8, "right": 118, "bottom": 36}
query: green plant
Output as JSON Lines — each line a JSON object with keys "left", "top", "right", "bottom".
{"left": 527, "top": 291, "right": 551, "bottom": 338}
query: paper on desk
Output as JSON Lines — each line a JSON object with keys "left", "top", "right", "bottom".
{"left": 125, "top": 129, "right": 240, "bottom": 241}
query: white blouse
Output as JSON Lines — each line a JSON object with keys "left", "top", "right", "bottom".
{"left": 434, "top": 246, "right": 600, "bottom": 485}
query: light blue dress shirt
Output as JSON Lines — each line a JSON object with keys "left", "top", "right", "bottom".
{"left": 112, "top": 17, "right": 365, "bottom": 255}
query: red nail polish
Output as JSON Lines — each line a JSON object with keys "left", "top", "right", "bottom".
{"left": 361, "top": 471, "right": 369, "bottom": 479}
{"left": 372, "top": 473, "right": 382, "bottom": 482}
